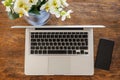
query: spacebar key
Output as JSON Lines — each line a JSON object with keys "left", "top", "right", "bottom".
{"left": 48, "top": 50, "right": 67, "bottom": 54}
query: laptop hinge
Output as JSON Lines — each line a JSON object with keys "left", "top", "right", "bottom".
{"left": 35, "top": 28, "right": 84, "bottom": 30}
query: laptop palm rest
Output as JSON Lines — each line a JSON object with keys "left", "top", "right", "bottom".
{"left": 48, "top": 56, "right": 71, "bottom": 75}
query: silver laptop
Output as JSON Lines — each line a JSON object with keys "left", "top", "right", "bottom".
{"left": 12, "top": 25, "right": 105, "bottom": 75}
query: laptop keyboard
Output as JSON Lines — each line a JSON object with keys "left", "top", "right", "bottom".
{"left": 30, "top": 32, "right": 88, "bottom": 55}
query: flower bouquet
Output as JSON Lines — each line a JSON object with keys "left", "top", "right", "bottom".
{"left": 2, "top": 0, "right": 73, "bottom": 22}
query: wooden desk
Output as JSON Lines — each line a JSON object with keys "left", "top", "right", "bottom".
{"left": 0, "top": 1, "right": 120, "bottom": 80}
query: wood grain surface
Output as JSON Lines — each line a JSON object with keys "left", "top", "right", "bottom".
{"left": 0, "top": 1, "right": 120, "bottom": 80}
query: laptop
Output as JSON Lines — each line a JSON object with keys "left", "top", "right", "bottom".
{"left": 12, "top": 25, "right": 105, "bottom": 75}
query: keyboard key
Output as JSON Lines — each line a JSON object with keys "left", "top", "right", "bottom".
{"left": 83, "top": 35, "right": 88, "bottom": 38}
{"left": 60, "top": 46, "right": 63, "bottom": 49}
{"left": 31, "top": 32, "right": 34, "bottom": 35}
{"left": 31, "top": 43, "right": 37, "bottom": 46}
{"left": 50, "top": 43, "right": 53, "bottom": 46}
{"left": 39, "top": 50, "right": 42, "bottom": 54}
{"left": 45, "top": 39, "right": 48, "bottom": 42}
{"left": 35, "top": 32, "right": 38, "bottom": 35}
{"left": 42, "top": 43, "right": 45, "bottom": 46}
{"left": 85, "top": 52, "right": 88, "bottom": 54}
{"left": 80, "top": 32, "right": 83, "bottom": 34}
{"left": 81, "top": 50, "right": 84, "bottom": 54}
{"left": 77, "top": 52, "right": 80, "bottom": 54}
{"left": 52, "top": 46, "right": 55, "bottom": 49}
{"left": 31, "top": 46, "right": 35, "bottom": 49}
{"left": 69, "top": 39, "right": 72, "bottom": 42}
{"left": 47, "top": 35, "right": 50, "bottom": 38}
{"left": 68, "top": 50, "right": 72, "bottom": 54}
{"left": 54, "top": 43, "right": 57, "bottom": 46}
{"left": 71, "top": 35, "right": 74, "bottom": 38}
{"left": 84, "top": 32, "right": 88, "bottom": 34}
{"left": 65, "top": 39, "right": 68, "bottom": 42}
{"left": 49, "top": 39, "right": 52, "bottom": 42}
{"left": 68, "top": 46, "right": 71, "bottom": 49}
{"left": 72, "top": 46, "right": 75, "bottom": 49}
{"left": 36, "top": 46, "right": 39, "bottom": 49}
{"left": 78, "top": 43, "right": 81, "bottom": 45}
{"left": 48, "top": 46, "right": 51, "bottom": 49}
{"left": 76, "top": 46, "right": 79, "bottom": 49}
{"left": 31, "top": 39, "right": 36, "bottom": 42}
{"left": 66, "top": 42, "right": 69, "bottom": 45}
{"left": 43, "top": 50, "right": 47, "bottom": 54}
{"left": 80, "top": 47, "right": 88, "bottom": 49}
{"left": 55, "top": 35, "right": 58, "bottom": 38}
{"left": 38, "top": 43, "right": 41, "bottom": 45}
{"left": 31, "top": 35, "right": 34, "bottom": 38}
{"left": 73, "top": 39, "right": 76, "bottom": 42}
{"left": 58, "top": 42, "right": 61, "bottom": 46}
{"left": 44, "top": 46, "right": 47, "bottom": 49}
{"left": 73, "top": 50, "right": 76, "bottom": 54}
{"left": 61, "top": 39, "right": 64, "bottom": 42}
{"left": 82, "top": 43, "right": 85, "bottom": 46}
{"left": 62, "top": 43, "right": 65, "bottom": 46}
{"left": 45, "top": 43, "right": 49, "bottom": 45}
{"left": 35, "top": 35, "right": 39, "bottom": 38}
{"left": 41, "top": 39, "right": 44, "bottom": 42}
{"left": 31, "top": 50, "right": 34, "bottom": 54}
{"left": 51, "top": 35, "right": 54, "bottom": 38}
{"left": 77, "top": 39, "right": 80, "bottom": 42}
{"left": 39, "top": 35, "right": 42, "bottom": 38}
{"left": 56, "top": 46, "right": 59, "bottom": 49}
{"left": 81, "top": 39, "right": 84, "bottom": 42}
{"left": 79, "top": 35, "right": 82, "bottom": 38}
{"left": 37, "top": 39, "right": 40, "bottom": 42}
{"left": 64, "top": 46, "right": 67, "bottom": 49}
{"left": 48, "top": 50, "right": 67, "bottom": 54}
{"left": 63, "top": 35, "right": 66, "bottom": 38}
{"left": 59, "top": 35, "right": 62, "bottom": 38}
{"left": 40, "top": 46, "right": 43, "bottom": 49}
{"left": 75, "top": 35, "right": 78, "bottom": 38}
{"left": 35, "top": 50, "right": 38, "bottom": 54}
{"left": 57, "top": 39, "right": 60, "bottom": 42}
{"left": 70, "top": 43, "right": 73, "bottom": 46}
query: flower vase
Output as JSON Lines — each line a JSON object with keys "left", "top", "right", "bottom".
{"left": 24, "top": 10, "right": 50, "bottom": 26}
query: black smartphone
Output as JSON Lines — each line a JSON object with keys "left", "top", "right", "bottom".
{"left": 95, "top": 39, "right": 115, "bottom": 70}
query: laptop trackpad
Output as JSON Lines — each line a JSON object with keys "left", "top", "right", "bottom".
{"left": 48, "top": 56, "right": 70, "bottom": 75}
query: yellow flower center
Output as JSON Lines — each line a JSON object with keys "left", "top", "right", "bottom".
{"left": 19, "top": 12, "right": 23, "bottom": 17}
{"left": 19, "top": 2, "right": 24, "bottom": 8}
{"left": 45, "top": 4, "right": 49, "bottom": 12}
{"left": 53, "top": 0, "right": 57, "bottom": 7}
{"left": 29, "top": 0, "right": 33, "bottom": 3}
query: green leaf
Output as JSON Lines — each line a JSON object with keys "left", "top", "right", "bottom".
{"left": 7, "top": 12, "right": 19, "bottom": 20}
{"left": 36, "top": 0, "right": 41, "bottom": 7}
{"left": 29, "top": 5, "right": 40, "bottom": 14}
{"left": 29, "top": 0, "right": 48, "bottom": 14}
{"left": 41, "top": 0, "right": 48, "bottom": 5}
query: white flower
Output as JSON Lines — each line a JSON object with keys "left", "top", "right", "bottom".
{"left": 5, "top": 6, "right": 11, "bottom": 12}
{"left": 58, "top": 8, "right": 63, "bottom": 11}
{"left": 28, "top": 0, "right": 38, "bottom": 5}
{"left": 14, "top": 0, "right": 32, "bottom": 17}
{"left": 40, "top": 2, "right": 50, "bottom": 12}
{"left": 40, "top": 0, "right": 62, "bottom": 11}
{"left": 60, "top": 0, "right": 69, "bottom": 7}
{"left": 51, "top": 0, "right": 61, "bottom": 8}
{"left": 40, "top": 0, "right": 63, "bottom": 18}
{"left": 61, "top": 10, "right": 73, "bottom": 21}
{"left": 1, "top": 1, "right": 5, "bottom": 4}
{"left": 49, "top": 7, "right": 60, "bottom": 18}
